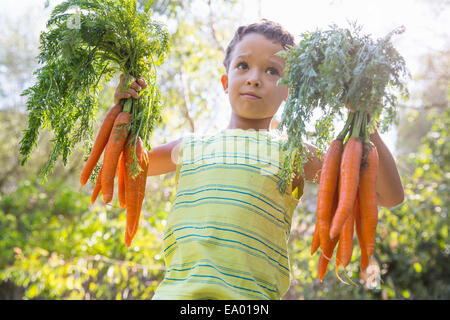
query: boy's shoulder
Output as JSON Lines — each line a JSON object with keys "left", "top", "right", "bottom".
{"left": 179, "top": 128, "right": 289, "bottom": 145}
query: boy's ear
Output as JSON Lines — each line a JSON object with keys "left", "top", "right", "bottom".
{"left": 221, "top": 74, "right": 228, "bottom": 94}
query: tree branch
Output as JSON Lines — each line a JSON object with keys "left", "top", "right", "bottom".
{"left": 207, "top": 0, "right": 225, "bottom": 53}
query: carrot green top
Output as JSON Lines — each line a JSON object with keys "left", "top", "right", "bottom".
{"left": 152, "top": 128, "right": 302, "bottom": 300}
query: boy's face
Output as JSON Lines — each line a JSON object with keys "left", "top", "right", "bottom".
{"left": 221, "top": 33, "right": 288, "bottom": 124}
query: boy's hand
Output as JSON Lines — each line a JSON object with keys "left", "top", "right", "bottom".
{"left": 114, "top": 74, "right": 148, "bottom": 105}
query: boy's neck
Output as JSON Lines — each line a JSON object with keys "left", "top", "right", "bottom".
{"left": 226, "top": 114, "right": 273, "bottom": 131}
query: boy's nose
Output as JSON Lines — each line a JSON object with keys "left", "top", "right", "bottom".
{"left": 246, "top": 78, "right": 261, "bottom": 87}
{"left": 246, "top": 68, "right": 262, "bottom": 87}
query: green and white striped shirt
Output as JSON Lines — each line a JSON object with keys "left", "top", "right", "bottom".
{"left": 152, "top": 128, "right": 301, "bottom": 300}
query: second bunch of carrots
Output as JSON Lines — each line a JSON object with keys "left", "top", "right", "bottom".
{"left": 311, "top": 109, "right": 379, "bottom": 284}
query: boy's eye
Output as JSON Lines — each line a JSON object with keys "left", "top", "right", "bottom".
{"left": 236, "top": 62, "right": 280, "bottom": 76}
{"left": 267, "top": 67, "right": 279, "bottom": 76}
{"left": 236, "top": 62, "right": 248, "bottom": 69}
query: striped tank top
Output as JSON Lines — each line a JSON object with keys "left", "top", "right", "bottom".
{"left": 152, "top": 128, "right": 302, "bottom": 300}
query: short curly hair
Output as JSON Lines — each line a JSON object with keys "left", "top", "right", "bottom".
{"left": 223, "top": 19, "right": 296, "bottom": 73}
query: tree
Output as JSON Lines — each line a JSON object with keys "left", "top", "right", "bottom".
{"left": 396, "top": 49, "right": 449, "bottom": 173}
{"left": 0, "top": 175, "right": 169, "bottom": 299}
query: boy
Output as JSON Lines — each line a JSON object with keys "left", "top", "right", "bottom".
{"left": 113, "top": 19, "right": 404, "bottom": 299}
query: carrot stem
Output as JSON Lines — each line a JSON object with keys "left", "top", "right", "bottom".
{"left": 362, "top": 111, "right": 370, "bottom": 143}
{"left": 337, "top": 112, "right": 355, "bottom": 140}
{"left": 351, "top": 111, "right": 363, "bottom": 138}
{"left": 123, "top": 99, "right": 132, "bottom": 113}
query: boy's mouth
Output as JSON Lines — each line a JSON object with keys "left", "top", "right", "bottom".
{"left": 241, "top": 92, "right": 261, "bottom": 99}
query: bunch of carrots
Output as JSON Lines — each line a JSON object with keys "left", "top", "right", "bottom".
{"left": 311, "top": 108, "right": 379, "bottom": 284}
{"left": 79, "top": 99, "right": 149, "bottom": 247}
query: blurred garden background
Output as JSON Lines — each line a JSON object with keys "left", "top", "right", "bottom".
{"left": 0, "top": 0, "right": 448, "bottom": 299}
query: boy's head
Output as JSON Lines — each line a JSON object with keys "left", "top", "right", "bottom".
{"left": 221, "top": 19, "right": 296, "bottom": 129}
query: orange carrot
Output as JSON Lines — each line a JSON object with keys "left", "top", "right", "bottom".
{"left": 330, "top": 136, "right": 363, "bottom": 239}
{"left": 127, "top": 137, "right": 144, "bottom": 238}
{"left": 128, "top": 139, "right": 147, "bottom": 239}
{"left": 123, "top": 136, "right": 150, "bottom": 247}
{"left": 318, "top": 237, "right": 339, "bottom": 282}
{"left": 123, "top": 136, "right": 137, "bottom": 247}
{"left": 80, "top": 104, "right": 122, "bottom": 186}
{"left": 128, "top": 146, "right": 149, "bottom": 241}
{"left": 354, "top": 190, "right": 369, "bottom": 272}
{"left": 316, "top": 139, "right": 343, "bottom": 256}
{"left": 311, "top": 222, "right": 320, "bottom": 255}
{"left": 118, "top": 152, "right": 126, "bottom": 209}
{"left": 336, "top": 197, "right": 355, "bottom": 269}
{"left": 101, "top": 111, "right": 131, "bottom": 204}
{"left": 359, "top": 142, "right": 379, "bottom": 258}
{"left": 91, "top": 165, "right": 103, "bottom": 203}
{"left": 318, "top": 184, "right": 340, "bottom": 281}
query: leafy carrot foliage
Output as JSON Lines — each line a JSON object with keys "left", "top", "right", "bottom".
{"left": 275, "top": 21, "right": 409, "bottom": 194}
{"left": 19, "top": 0, "right": 170, "bottom": 182}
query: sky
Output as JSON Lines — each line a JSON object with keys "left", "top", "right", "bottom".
{"left": 1, "top": 0, "right": 448, "bottom": 152}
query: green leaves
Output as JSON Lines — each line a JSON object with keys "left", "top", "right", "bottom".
{"left": 19, "top": 0, "right": 170, "bottom": 183}
{"left": 0, "top": 176, "right": 168, "bottom": 299}
{"left": 276, "top": 21, "right": 409, "bottom": 193}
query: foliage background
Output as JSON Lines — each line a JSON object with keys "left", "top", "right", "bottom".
{"left": 0, "top": 0, "right": 448, "bottom": 299}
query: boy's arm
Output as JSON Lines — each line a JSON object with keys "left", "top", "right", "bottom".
{"left": 147, "top": 137, "right": 184, "bottom": 176}
{"left": 291, "top": 142, "right": 323, "bottom": 190}
{"left": 114, "top": 137, "right": 183, "bottom": 177}
{"left": 369, "top": 129, "right": 404, "bottom": 208}
{"left": 302, "top": 142, "right": 323, "bottom": 183}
